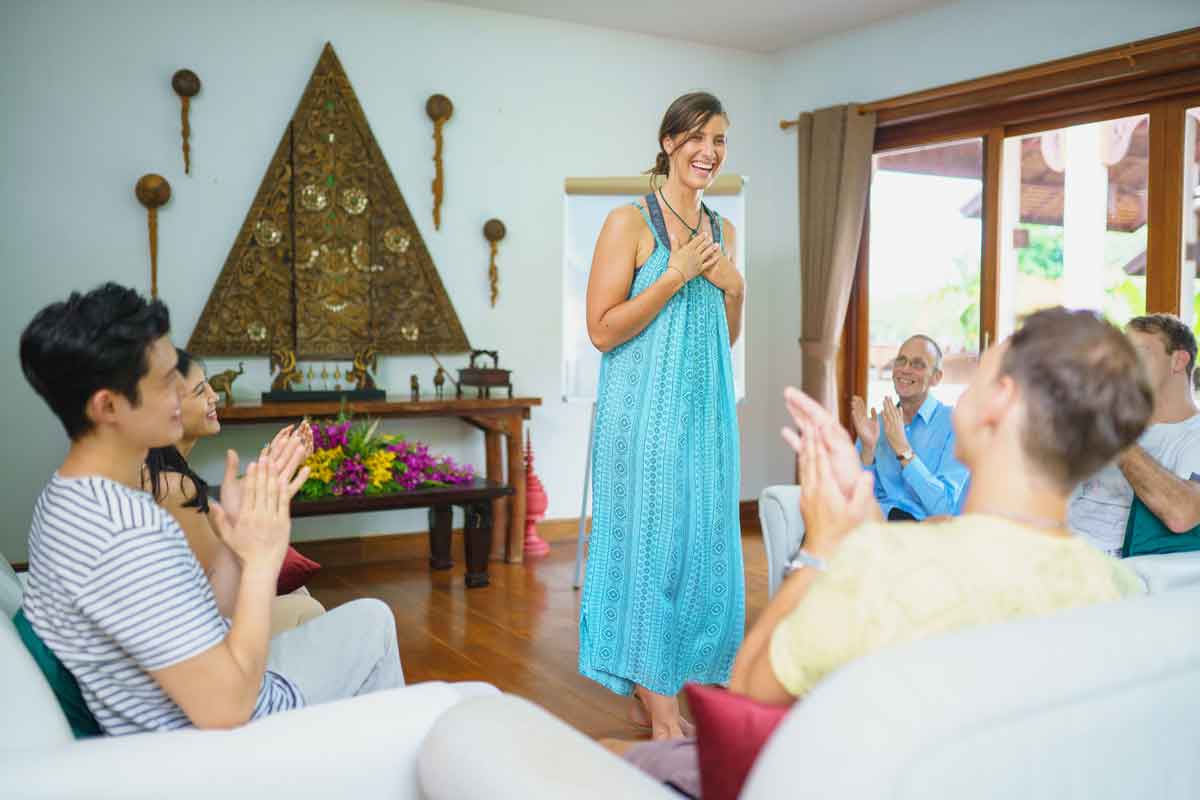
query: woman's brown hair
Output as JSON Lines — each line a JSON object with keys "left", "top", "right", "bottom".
{"left": 647, "top": 92, "right": 728, "bottom": 181}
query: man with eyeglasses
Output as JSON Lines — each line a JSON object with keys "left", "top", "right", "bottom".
{"left": 848, "top": 334, "right": 969, "bottom": 521}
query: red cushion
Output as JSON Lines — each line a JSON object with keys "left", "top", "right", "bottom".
{"left": 684, "top": 683, "right": 791, "bottom": 800}
{"left": 276, "top": 546, "right": 321, "bottom": 595}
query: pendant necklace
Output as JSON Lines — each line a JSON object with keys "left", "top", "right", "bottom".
{"left": 658, "top": 190, "right": 702, "bottom": 241}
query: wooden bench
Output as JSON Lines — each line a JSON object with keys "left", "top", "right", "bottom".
{"left": 289, "top": 479, "right": 515, "bottom": 588}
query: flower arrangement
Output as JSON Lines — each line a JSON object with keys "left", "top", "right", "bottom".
{"left": 299, "top": 415, "right": 475, "bottom": 500}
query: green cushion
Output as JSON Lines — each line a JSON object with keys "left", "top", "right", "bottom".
{"left": 1122, "top": 496, "right": 1200, "bottom": 558}
{"left": 11, "top": 608, "right": 102, "bottom": 738}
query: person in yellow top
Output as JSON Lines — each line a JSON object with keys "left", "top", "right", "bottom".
{"left": 615, "top": 308, "right": 1153, "bottom": 796}
{"left": 734, "top": 307, "right": 1151, "bottom": 703}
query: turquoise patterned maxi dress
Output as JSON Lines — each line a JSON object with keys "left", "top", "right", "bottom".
{"left": 578, "top": 193, "right": 744, "bottom": 697}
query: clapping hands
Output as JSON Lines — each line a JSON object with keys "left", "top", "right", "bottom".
{"left": 209, "top": 453, "right": 309, "bottom": 574}
{"left": 879, "top": 397, "right": 910, "bottom": 455}
{"left": 218, "top": 424, "right": 313, "bottom": 526}
{"left": 849, "top": 396, "right": 879, "bottom": 454}
{"left": 781, "top": 387, "right": 882, "bottom": 558}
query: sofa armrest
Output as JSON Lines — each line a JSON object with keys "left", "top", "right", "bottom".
{"left": 418, "top": 694, "right": 678, "bottom": 800}
{"left": 758, "top": 485, "right": 804, "bottom": 598}
{"left": 4, "top": 681, "right": 497, "bottom": 800}
{"left": 1124, "top": 551, "right": 1200, "bottom": 593}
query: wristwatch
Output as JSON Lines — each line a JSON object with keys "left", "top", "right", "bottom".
{"left": 788, "top": 548, "right": 828, "bottom": 573}
{"left": 898, "top": 448, "right": 915, "bottom": 467}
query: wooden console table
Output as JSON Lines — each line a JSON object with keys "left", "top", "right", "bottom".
{"left": 291, "top": 479, "right": 514, "bottom": 587}
{"left": 219, "top": 396, "right": 541, "bottom": 563}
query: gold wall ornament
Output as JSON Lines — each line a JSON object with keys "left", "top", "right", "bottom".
{"left": 269, "top": 348, "right": 304, "bottom": 391}
{"left": 483, "top": 218, "right": 506, "bottom": 307}
{"left": 300, "top": 184, "right": 328, "bottom": 212}
{"left": 135, "top": 174, "right": 171, "bottom": 299}
{"left": 208, "top": 362, "right": 245, "bottom": 406}
{"left": 340, "top": 187, "right": 368, "bottom": 215}
{"left": 254, "top": 220, "right": 282, "bottom": 248}
{"left": 383, "top": 226, "right": 411, "bottom": 254}
{"left": 187, "top": 43, "right": 469, "bottom": 359}
{"left": 171, "top": 69, "right": 201, "bottom": 174}
{"left": 425, "top": 94, "right": 453, "bottom": 230}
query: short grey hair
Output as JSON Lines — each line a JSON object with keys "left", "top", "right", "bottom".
{"left": 901, "top": 334, "right": 943, "bottom": 371}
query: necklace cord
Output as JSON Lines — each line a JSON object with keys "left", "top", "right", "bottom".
{"left": 659, "top": 190, "right": 702, "bottom": 240}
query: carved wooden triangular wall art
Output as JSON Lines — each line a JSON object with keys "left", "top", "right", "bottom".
{"left": 188, "top": 43, "right": 470, "bottom": 357}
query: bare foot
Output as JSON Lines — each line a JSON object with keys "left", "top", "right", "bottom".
{"left": 635, "top": 686, "right": 687, "bottom": 740}
{"left": 629, "top": 691, "right": 651, "bottom": 730}
{"left": 631, "top": 690, "right": 696, "bottom": 736}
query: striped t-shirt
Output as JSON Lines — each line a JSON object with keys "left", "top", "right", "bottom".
{"left": 23, "top": 474, "right": 303, "bottom": 735}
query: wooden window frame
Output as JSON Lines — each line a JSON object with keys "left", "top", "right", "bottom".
{"left": 838, "top": 29, "right": 1200, "bottom": 427}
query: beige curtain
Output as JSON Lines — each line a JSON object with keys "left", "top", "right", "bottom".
{"left": 796, "top": 104, "right": 876, "bottom": 412}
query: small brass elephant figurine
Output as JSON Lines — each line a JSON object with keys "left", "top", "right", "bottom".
{"left": 208, "top": 362, "right": 244, "bottom": 406}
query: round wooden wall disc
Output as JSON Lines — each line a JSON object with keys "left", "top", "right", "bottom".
{"left": 172, "top": 69, "right": 201, "bottom": 98}
{"left": 483, "top": 218, "right": 506, "bottom": 243}
{"left": 136, "top": 174, "right": 172, "bottom": 208}
{"left": 426, "top": 94, "right": 454, "bottom": 122}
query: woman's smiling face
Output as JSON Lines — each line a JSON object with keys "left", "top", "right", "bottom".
{"left": 664, "top": 115, "right": 727, "bottom": 191}
{"left": 180, "top": 361, "right": 220, "bottom": 439}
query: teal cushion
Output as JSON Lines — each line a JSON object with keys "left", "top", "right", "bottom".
{"left": 12, "top": 608, "right": 102, "bottom": 738}
{"left": 1122, "top": 496, "right": 1200, "bottom": 558}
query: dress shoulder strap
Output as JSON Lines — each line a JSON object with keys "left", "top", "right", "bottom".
{"left": 643, "top": 193, "right": 672, "bottom": 250}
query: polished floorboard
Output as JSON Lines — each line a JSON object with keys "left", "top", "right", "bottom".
{"left": 306, "top": 526, "right": 769, "bottom": 740}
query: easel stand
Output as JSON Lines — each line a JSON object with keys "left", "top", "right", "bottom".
{"left": 572, "top": 401, "right": 597, "bottom": 590}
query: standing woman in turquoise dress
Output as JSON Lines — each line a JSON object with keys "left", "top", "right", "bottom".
{"left": 579, "top": 92, "right": 745, "bottom": 739}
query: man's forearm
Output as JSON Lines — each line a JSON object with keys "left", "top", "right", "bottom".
{"left": 859, "top": 443, "right": 876, "bottom": 466}
{"left": 223, "top": 562, "right": 278, "bottom": 713}
{"left": 1118, "top": 446, "right": 1200, "bottom": 532}
{"left": 208, "top": 541, "right": 244, "bottom": 618}
{"left": 902, "top": 456, "right": 958, "bottom": 517}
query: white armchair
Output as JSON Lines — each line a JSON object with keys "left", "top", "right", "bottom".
{"left": 757, "top": 484, "right": 803, "bottom": 597}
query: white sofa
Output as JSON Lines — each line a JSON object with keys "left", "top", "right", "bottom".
{"left": 413, "top": 486, "right": 1200, "bottom": 799}
{"left": 1, "top": 553, "right": 497, "bottom": 800}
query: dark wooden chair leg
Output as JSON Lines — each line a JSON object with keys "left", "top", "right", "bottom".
{"left": 462, "top": 501, "right": 493, "bottom": 588}
{"left": 428, "top": 506, "right": 453, "bottom": 570}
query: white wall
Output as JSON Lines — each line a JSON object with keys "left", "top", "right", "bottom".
{"left": 0, "top": 0, "right": 775, "bottom": 560}
{"left": 755, "top": 0, "right": 1200, "bottom": 494}
{"left": 4, "top": 0, "right": 1198, "bottom": 562}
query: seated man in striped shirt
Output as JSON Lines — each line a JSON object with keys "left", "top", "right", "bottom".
{"left": 19, "top": 283, "right": 404, "bottom": 734}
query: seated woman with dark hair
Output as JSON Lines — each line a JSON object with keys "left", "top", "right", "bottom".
{"left": 143, "top": 348, "right": 324, "bottom": 635}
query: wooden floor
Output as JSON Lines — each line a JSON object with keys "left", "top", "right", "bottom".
{"left": 306, "top": 525, "right": 769, "bottom": 740}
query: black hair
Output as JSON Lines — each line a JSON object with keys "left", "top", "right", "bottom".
{"left": 20, "top": 282, "right": 171, "bottom": 440}
{"left": 144, "top": 348, "right": 209, "bottom": 513}
{"left": 144, "top": 445, "right": 210, "bottom": 513}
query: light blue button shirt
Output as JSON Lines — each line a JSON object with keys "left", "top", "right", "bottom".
{"left": 856, "top": 395, "right": 969, "bottom": 520}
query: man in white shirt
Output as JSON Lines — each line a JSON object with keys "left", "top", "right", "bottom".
{"left": 20, "top": 283, "right": 404, "bottom": 734}
{"left": 1069, "top": 313, "right": 1200, "bottom": 556}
